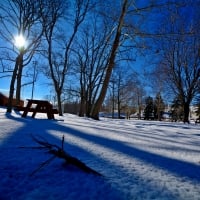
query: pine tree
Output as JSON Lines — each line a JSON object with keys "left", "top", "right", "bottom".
{"left": 154, "top": 93, "right": 165, "bottom": 121}
{"left": 171, "top": 96, "right": 184, "bottom": 122}
{"left": 144, "top": 96, "right": 154, "bottom": 120}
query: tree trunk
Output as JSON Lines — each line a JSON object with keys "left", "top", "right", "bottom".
{"left": 79, "top": 74, "right": 85, "bottom": 117}
{"left": 7, "top": 54, "right": 22, "bottom": 113}
{"left": 86, "top": 101, "right": 92, "bottom": 117}
{"left": 138, "top": 95, "right": 142, "bottom": 119}
{"left": 56, "top": 90, "right": 63, "bottom": 116}
{"left": 117, "top": 87, "right": 121, "bottom": 119}
{"left": 183, "top": 102, "right": 190, "bottom": 123}
{"left": 79, "top": 97, "right": 85, "bottom": 117}
{"left": 16, "top": 55, "right": 23, "bottom": 105}
{"left": 118, "top": 101, "right": 121, "bottom": 119}
{"left": 91, "top": 0, "right": 128, "bottom": 120}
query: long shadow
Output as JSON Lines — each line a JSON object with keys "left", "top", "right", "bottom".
{"left": 8, "top": 113, "right": 199, "bottom": 183}
{"left": 3, "top": 114, "right": 200, "bottom": 183}
{"left": 72, "top": 121, "right": 200, "bottom": 155}
{"left": 37, "top": 118, "right": 200, "bottom": 183}
{"left": 0, "top": 113, "right": 126, "bottom": 199}
{"left": 1, "top": 112, "right": 199, "bottom": 199}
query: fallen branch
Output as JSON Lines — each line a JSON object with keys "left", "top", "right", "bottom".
{"left": 24, "top": 134, "right": 102, "bottom": 176}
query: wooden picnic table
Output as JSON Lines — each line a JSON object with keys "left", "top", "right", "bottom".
{"left": 17, "top": 99, "right": 58, "bottom": 119}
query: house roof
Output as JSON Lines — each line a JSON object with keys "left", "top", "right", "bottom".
{"left": 0, "top": 92, "right": 8, "bottom": 98}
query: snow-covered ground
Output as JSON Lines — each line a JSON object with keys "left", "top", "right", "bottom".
{"left": 0, "top": 107, "right": 200, "bottom": 200}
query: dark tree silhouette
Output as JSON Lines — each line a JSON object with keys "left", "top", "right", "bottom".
{"left": 154, "top": 93, "right": 165, "bottom": 121}
{"left": 170, "top": 95, "right": 184, "bottom": 122}
{"left": 144, "top": 96, "right": 154, "bottom": 120}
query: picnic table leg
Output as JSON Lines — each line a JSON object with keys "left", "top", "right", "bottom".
{"left": 32, "top": 104, "right": 40, "bottom": 118}
{"left": 22, "top": 101, "right": 32, "bottom": 117}
{"left": 46, "top": 105, "right": 54, "bottom": 119}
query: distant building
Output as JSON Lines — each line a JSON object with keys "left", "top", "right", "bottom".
{"left": 0, "top": 92, "right": 24, "bottom": 107}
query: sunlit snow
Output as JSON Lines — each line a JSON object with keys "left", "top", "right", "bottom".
{"left": 0, "top": 107, "right": 200, "bottom": 200}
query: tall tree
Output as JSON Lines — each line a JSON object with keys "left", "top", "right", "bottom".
{"left": 41, "top": 0, "right": 91, "bottom": 116}
{"left": 0, "top": 0, "right": 45, "bottom": 112}
{"left": 154, "top": 92, "right": 165, "bottom": 121}
{"left": 155, "top": 2, "right": 200, "bottom": 123}
{"left": 109, "top": 66, "right": 139, "bottom": 119}
{"left": 73, "top": 13, "right": 111, "bottom": 117}
{"left": 90, "top": 0, "right": 180, "bottom": 120}
{"left": 91, "top": 0, "right": 129, "bottom": 120}
{"left": 74, "top": 1, "right": 140, "bottom": 118}
{"left": 144, "top": 96, "right": 154, "bottom": 120}
{"left": 170, "top": 95, "right": 184, "bottom": 122}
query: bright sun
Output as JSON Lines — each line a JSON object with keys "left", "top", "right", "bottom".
{"left": 14, "top": 35, "right": 26, "bottom": 49}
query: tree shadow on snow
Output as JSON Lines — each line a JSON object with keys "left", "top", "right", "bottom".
{"left": 0, "top": 113, "right": 124, "bottom": 200}
{"left": 1, "top": 112, "right": 200, "bottom": 199}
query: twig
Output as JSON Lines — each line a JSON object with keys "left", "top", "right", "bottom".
{"left": 30, "top": 155, "right": 57, "bottom": 176}
{"left": 19, "top": 146, "right": 47, "bottom": 149}
{"left": 31, "top": 134, "right": 60, "bottom": 150}
{"left": 61, "top": 135, "right": 64, "bottom": 151}
{"left": 23, "top": 134, "right": 103, "bottom": 176}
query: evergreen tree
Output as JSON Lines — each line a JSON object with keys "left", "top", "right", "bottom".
{"left": 154, "top": 93, "right": 165, "bottom": 121}
{"left": 144, "top": 96, "right": 154, "bottom": 120}
{"left": 170, "top": 96, "right": 184, "bottom": 122}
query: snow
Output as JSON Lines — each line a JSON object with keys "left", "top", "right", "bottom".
{"left": 0, "top": 107, "right": 200, "bottom": 200}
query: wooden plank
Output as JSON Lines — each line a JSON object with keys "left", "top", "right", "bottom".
{"left": 15, "top": 106, "right": 26, "bottom": 111}
{"left": 16, "top": 107, "right": 58, "bottom": 114}
{"left": 22, "top": 101, "right": 32, "bottom": 117}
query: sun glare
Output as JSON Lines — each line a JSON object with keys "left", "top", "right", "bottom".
{"left": 14, "top": 35, "right": 26, "bottom": 49}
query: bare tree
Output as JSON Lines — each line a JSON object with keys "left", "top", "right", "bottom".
{"left": 72, "top": 12, "right": 114, "bottom": 117}
{"left": 109, "top": 65, "right": 132, "bottom": 119}
{"left": 0, "top": 0, "right": 44, "bottom": 112}
{"left": 154, "top": 92, "right": 165, "bottom": 121}
{"left": 73, "top": 0, "right": 142, "bottom": 118}
{"left": 90, "top": 0, "right": 129, "bottom": 120}
{"left": 41, "top": 0, "right": 91, "bottom": 116}
{"left": 126, "top": 73, "right": 146, "bottom": 119}
{"left": 155, "top": 2, "right": 200, "bottom": 123}
{"left": 89, "top": 0, "right": 177, "bottom": 120}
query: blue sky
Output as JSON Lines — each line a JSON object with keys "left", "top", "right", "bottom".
{"left": 0, "top": 0, "right": 196, "bottom": 101}
{"left": 0, "top": 0, "right": 160, "bottom": 101}
{"left": 0, "top": 76, "right": 48, "bottom": 100}
{"left": 0, "top": 66, "right": 53, "bottom": 100}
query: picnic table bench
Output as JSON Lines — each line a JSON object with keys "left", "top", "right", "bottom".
{"left": 16, "top": 99, "right": 58, "bottom": 119}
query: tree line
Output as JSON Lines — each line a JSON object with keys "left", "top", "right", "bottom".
{"left": 0, "top": 0, "right": 199, "bottom": 122}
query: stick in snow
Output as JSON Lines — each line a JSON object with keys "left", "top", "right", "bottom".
{"left": 28, "top": 134, "right": 102, "bottom": 176}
